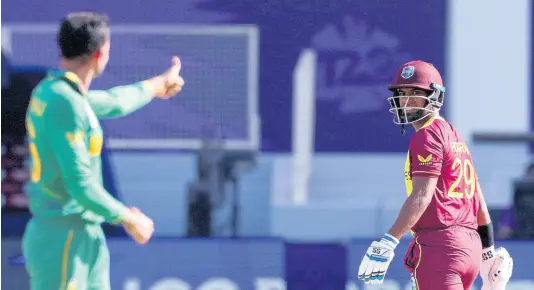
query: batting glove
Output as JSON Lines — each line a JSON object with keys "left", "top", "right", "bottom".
{"left": 480, "top": 246, "right": 514, "bottom": 290}
{"left": 358, "top": 234, "right": 399, "bottom": 284}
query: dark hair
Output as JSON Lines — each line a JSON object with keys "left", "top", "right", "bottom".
{"left": 58, "top": 12, "right": 110, "bottom": 59}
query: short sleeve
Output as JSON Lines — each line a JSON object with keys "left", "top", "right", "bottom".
{"left": 409, "top": 128, "right": 443, "bottom": 177}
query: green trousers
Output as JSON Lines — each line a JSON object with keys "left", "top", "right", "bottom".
{"left": 22, "top": 217, "right": 111, "bottom": 290}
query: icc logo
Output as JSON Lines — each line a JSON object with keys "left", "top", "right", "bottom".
{"left": 311, "top": 15, "right": 412, "bottom": 114}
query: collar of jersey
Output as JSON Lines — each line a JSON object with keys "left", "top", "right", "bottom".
{"left": 48, "top": 70, "right": 84, "bottom": 95}
{"left": 418, "top": 115, "right": 444, "bottom": 131}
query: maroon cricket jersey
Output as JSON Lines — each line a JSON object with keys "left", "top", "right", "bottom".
{"left": 404, "top": 117, "right": 480, "bottom": 233}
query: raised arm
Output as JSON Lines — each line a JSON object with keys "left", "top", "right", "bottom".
{"left": 87, "top": 56, "right": 184, "bottom": 119}
{"left": 87, "top": 81, "right": 155, "bottom": 119}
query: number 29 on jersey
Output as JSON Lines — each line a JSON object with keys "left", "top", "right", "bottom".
{"left": 447, "top": 157, "right": 476, "bottom": 199}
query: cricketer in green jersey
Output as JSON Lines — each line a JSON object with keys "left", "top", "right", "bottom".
{"left": 22, "top": 12, "right": 185, "bottom": 290}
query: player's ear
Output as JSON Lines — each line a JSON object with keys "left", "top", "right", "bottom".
{"left": 93, "top": 50, "right": 103, "bottom": 61}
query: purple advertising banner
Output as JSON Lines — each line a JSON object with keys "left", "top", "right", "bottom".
{"left": 3, "top": 0, "right": 447, "bottom": 152}
{"left": 3, "top": 238, "right": 534, "bottom": 290}
{"left": 107, "top": 238, "right": 286, "bottom": 289}
{"left": 285, "top": 243, "right": 347, "bottom": 290}
{"left": 311, "top": 3, "right": 447, "bottom": 152}
{"left": 531, "top": 3, "right": 534, "bottom": 153}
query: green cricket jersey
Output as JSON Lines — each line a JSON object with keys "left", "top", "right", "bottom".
{"left": 25, "top": 70, "right": 154, "bottom": 225}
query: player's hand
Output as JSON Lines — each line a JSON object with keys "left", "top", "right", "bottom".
{"left": 358, "top": 234, "right": 399, "bottom": 284}
{"left": 122, "top": 207, "right": 155, "bottom": 245}
{"left": 480, "top": 246, "right": 514, "bottom": 290}
{"left": 156, "top": 56, "right": 184, "bottom": 99}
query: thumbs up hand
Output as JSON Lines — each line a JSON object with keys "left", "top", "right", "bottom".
{"left": 153, "top": 56, "right": 185, "bottom": 99}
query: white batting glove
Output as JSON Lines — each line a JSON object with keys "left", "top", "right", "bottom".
{"left": 480, "top": 246, "right": 514, "bottom": 290}
{"left": 358, "top": 234, "right": 399, "bottom": 284}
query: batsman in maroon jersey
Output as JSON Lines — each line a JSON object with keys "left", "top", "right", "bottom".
{"left": 357, "top": 61, "right": 513, "bottom": 290}
{"left": 402, "top": 115, "right": 482, "bottom": 290}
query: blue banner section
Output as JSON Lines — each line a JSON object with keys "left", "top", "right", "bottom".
{"left": 310, "top": 2, "right": 447, "bottom": 152}
{"left": 3, "top": 238, "right": 534, "bottom": 289}
{"left": 531, "top": 2, "right": 534, "bottom": 153}
{"left": 108, "top": 238, "right": 286, "bottom": 290}
{"left": 198, "top": 0, "right": 447, "bottom": 152}
{"left": 3, "top": 0, "right": 447, "bottom": 152}
{"left": 285, "top": 243, "right": 347, "bottom": 290}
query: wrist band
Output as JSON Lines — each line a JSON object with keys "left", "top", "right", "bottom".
{"left": 382, "top": 234, "right": 400, "bottom": 249}
{"left": 477, "top": 223, "right": 495, "bottom": 248}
